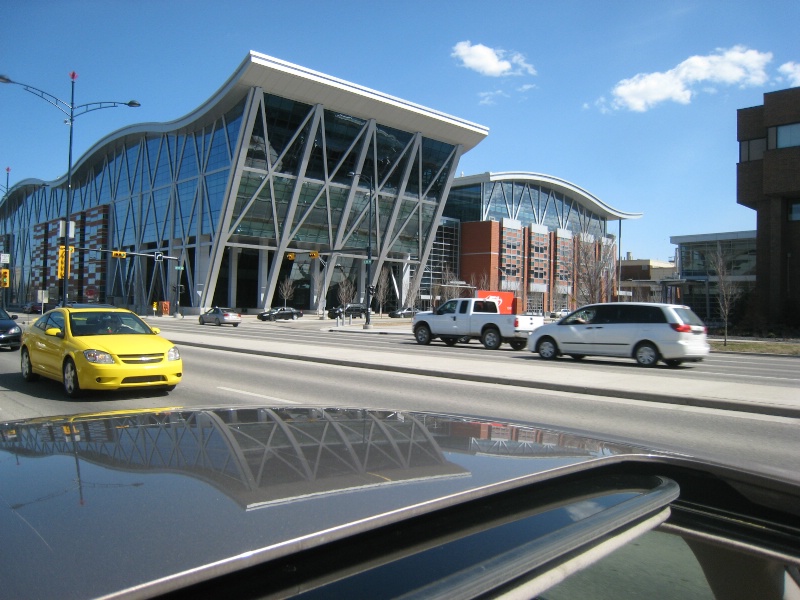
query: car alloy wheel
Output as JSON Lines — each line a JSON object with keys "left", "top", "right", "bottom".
{"left": 63, "top": 359, "right": 82, "bottom": 398}
{"left": 481, "top": 327, "right": 501, "bottom": 350}
{"left": 635, "top": 342, "right": 659, "bottom": 367}
{"left": 21, "top": 347, "right": 37, "bottom": 381}
{"left": 414, "top": 325, "right": 431, "bottom": 345}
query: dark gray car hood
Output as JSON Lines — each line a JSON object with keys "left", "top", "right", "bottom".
{"left": 2, "top": 405, "right": 786, "bottom": 599}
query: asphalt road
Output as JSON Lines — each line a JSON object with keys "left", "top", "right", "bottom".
{"left": 3, "top": 313, "right": 797, "bottom": 482}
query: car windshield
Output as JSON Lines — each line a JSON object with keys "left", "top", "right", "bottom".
{"left": 0, "top": 308, "right": 11, "bottom": 320}
{"left": 69, "top": 311, "right": 153, "bottom": 335}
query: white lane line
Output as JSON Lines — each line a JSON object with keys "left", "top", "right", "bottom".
{"left": 218, "top": 386, "right": 299, "bottom": 404}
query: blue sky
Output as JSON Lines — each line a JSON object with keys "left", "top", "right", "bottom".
{"left": 2, "top": 0, "right": 798, "bottom": 262}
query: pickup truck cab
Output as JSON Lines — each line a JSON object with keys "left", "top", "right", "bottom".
{"left": 412, "top": 298, "right": 543, "bottom": 350}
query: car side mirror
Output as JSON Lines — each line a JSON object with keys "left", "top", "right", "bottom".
{"left": 45, "top": 327, "right": 63, "bottom": 338}
{"left": 150, "top": 327, "right": 160, "bottom": 334}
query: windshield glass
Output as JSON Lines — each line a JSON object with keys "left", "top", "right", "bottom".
{"left": 69, "top": 311, "right": 153, "bottom": 335}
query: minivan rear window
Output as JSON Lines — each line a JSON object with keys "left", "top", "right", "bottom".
{"left": 673, "top": 307, "right": 705, "bottom": 326}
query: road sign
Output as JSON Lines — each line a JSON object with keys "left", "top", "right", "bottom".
{"left": 175, "top": 266, "right": 184, "bottom": 270}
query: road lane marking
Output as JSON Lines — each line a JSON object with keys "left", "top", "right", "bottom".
{"left": 217, "top": 386, "right": 299, "bottom": 404}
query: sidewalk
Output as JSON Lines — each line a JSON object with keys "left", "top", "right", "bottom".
{"left": 167, "top": 315, "right": 800, "bottom": 420}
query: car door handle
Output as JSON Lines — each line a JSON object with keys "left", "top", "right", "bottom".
{"left": 451, "top": 316, "right": 457, "bottom": 321}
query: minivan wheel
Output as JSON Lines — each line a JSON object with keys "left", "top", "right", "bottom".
{"left": 537, "top": 337, "right": 559, "bottom": 359}
{"left": 634, "top": 342, "right": 659, "bottom": 367}
{"left": 414, "top": 324, "right": 432, "bottom": 345}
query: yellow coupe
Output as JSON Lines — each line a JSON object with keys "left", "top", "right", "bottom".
{"left": 21, "top": 305, "right": 183, "bottom": 398}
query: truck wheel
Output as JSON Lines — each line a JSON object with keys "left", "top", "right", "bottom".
{"left": 509, "top": 340, "right": 526, "bottom": 351}
{"left": 414, "top": 324, "right": 432, "bottom": 345}
{"left": 481, "top": 327, "right": 501, "bottom": 350}
{"left": 442, "top": 337, "right": 458, "bottom": 346}
{"left": 536, "top": 337, "right": 559, "bottom": 359}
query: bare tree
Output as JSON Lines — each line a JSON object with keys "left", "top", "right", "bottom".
{"left": 278, "top": 276, "right": 295, "bottom": 308}
{"left": 337, "top": 277, "right": 356, "bottom": 307}
{"left": 575, "top": 235, "right": 616, "bottom": 306}
{"left": 706, "top": 242, "right": 744, "bottom": 346}
{"left": 404, "top": 272, "right": 422, "bottom": 310}
{"left": 468, "top": 271, "right": 492, "bottom": 292}
{"left": 439, "top": 263, "right": 462, "bottom": 303}
{"left": 374, "top": 266, "right": 391, "bottom": 316}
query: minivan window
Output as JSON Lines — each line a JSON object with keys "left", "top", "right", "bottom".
{"left": 673, "top": 307, "right": 705, "bottom": 326}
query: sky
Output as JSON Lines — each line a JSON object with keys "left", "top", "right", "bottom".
{"left": 1, "top": 0, "right": 798, "bottom": 262}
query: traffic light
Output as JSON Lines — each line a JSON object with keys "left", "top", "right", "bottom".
{"left": 368, "top": 285, "right": 376, "bottom": 294}
{"left": 57, "top": 246, "right": 65, "bottom": 279}
{"left": 287, "top": 252, "right": 296, "bottom": 261}
{"left": 0, "top": 269, "right": 9, "bottom": 288}
{"left": 309, "top": 251, "right": 319, "bottom": 259}
{"left": 111, "top": 250, "right": 127, "bottom": 258}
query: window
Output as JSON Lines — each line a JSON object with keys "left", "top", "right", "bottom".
{"left": 790, "top": 201, "right": 800, "bottom": 222}
{"left": 739, "top": 138, "right": 766, "bottom": 161}
{"left": 777, "top": 123, "right": 800, "bottom": 149}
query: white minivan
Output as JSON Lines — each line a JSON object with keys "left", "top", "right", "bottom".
{"left": 528, "top": 302, "right": 710, "bottom": 367}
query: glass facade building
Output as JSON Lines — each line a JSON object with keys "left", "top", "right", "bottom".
{"left": 1, "top": 52, "right": 488, "bottom": 314}
{"left": 443, "top": 172, "right": 641, "bottom": 313}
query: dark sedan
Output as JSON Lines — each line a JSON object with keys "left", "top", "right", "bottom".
{"left": 257, "top": 306, "right": 304, "bottom": 321}
{"left": 2, "top": 405, "right": 798, "bottom": 599}
{"left": 389, "top": 306, "right": 419, "bottom": 318}
{"left": 0, "top": 308, "right": 21, "bottom": 350}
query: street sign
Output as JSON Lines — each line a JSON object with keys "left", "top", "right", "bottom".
{"left": 175, "top": 266, "right": 184, "bottom": 270}
{"left": 0, "top": 253, "right": 9, "bottom": 264}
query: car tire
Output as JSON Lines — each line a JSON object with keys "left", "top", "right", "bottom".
{"left": 509, "top": 340, "right": 527, "bottom": 351}
{"left": 214, "top": 318, "right": 221, "bottom": 326}
{"left": 63, "top": 359, "right": 82, "bottom": 398}
{"left": 481, "top": 327, "right": 501, "bottom": 350}
{"left": 414, "top": 324, "right": 432, "bottom": 345}
{"left": 21, "top": 347, "right": 38, "bottom": 382}
{"left": 634, "top": 342, "right": 659, "bottom": 367}
{"left": 569, "top": 354, "right": 585, "bottom": 360}
{"left": 665, "top": 359, "right": 683, "bottom": 368}
{"left": 199, "top": 317, "right": 205, "bottom": 325}
{"left": 537, "top": 337, "right": 559, "bottom": 359}
{"left": 442, "top": 337, "right": 458, "bottom": 346}
{"left": 233, "top": 323, "right": 239, "bottom": 327}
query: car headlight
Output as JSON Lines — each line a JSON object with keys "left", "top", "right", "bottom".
{"left": 84, "top": 349, "right": 114, "bottom": 364}
{"left": 9, "top": 326, "right": 21, "bottom": 335}
{"left": 167, "top": 346, "right": 181, "bottom": 361}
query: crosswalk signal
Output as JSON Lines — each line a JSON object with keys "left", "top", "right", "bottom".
{"left": 287, "top": 252, "right": 296, "bottom": 261}
{"left": 0, "top": 269, "right": 9, "bottom": 288}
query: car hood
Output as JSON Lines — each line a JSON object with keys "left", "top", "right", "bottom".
{"left": 1, "top": 406, "right": 797, "bottom": 599}
{"left": 72, "top": 334, "right": 177, "bottom": 354}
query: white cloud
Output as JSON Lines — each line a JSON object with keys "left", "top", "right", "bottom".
{"left": 478, "top": 90, "right": 509, "bottom": 105}
{"left": 779, "top": 61, "right": 800, "bottom": 87}
{"left": 608, "top": 45, "right": 773, "bottom": 112}
{"left": 452, "top": 41, "right": 536, "bottom": 77}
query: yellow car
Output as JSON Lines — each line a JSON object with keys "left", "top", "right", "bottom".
{"left": 20, "top": 305, "right": 183, "bottom": 398}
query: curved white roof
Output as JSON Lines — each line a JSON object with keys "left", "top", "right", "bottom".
{"left": 453, "top": 171, "right": 642, "bottom": 222}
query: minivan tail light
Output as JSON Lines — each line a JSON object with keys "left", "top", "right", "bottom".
{"left": 670, "top": 323, "right": 692, "bottom": 333}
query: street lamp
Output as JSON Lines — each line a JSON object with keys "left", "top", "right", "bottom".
{"left": 1, "top": 72, "right": 140, "bottom": 305}
{"left": 348, "top": 171, "right": 375, "bottom": 329}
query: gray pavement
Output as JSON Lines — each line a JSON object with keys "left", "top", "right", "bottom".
{"left": 163, "top": 314, "right": 800, "bottom": 420}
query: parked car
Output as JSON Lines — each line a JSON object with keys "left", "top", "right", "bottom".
{"left": 388, "top": 307, "right": 419, "bottom": 318}
{"left": 19, "top": 305, "right": 182, "bottom": 397}
{"left": 199, "top": 306, "right": 242, "bottom": 326}
{"left": 549, "top": 307, "right": 571, "bottom": 319}
{"left": 2, "top": 405, "right": 798, "bottom": 599}
{"left": 0, "top": 308, "right": 21, "bottom": 350}
{"left": 328, "top": 303, "right": 368, "bottom": 319}
{"left": 22, "top": 301, "right": 44, "bottom": 314}
{"left": 529, "top": 302, "right": 709, "bottom": 367}
{"left": 258, "top": 306, "right": 304, "bottom": 321}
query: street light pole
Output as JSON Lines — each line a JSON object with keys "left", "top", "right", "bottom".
{"left": 1, "top": 72, "right": 140, "bottom": 306}
{"left": 348, "top": 171, "right": 374, "bottom": 329}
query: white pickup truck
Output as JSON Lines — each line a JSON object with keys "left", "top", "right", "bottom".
{"left": 412, "top": 298, "right": 544, "bottom": 350}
